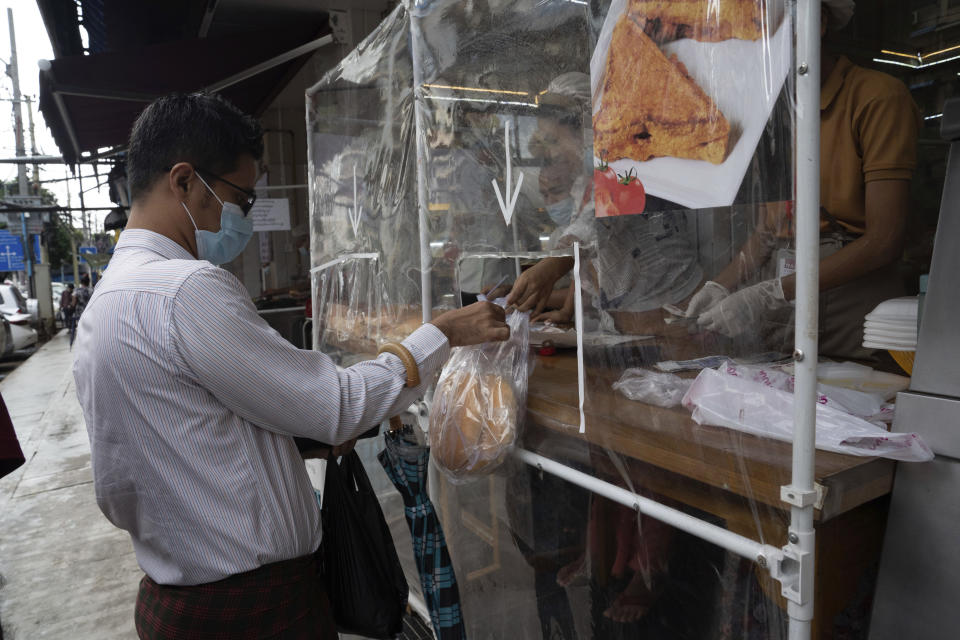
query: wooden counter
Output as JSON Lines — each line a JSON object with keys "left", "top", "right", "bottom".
{"left": 523, "top": 351, "right": 894, "bottom": 521}
{"left": 522, "top": 350, "right": 894, "bottom": 638}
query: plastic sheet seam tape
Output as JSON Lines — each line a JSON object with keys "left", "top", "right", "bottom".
{"left": 574, "top": 241, "right": 586, "bottom": 433}
{"left": 310, "top": 252, "right": 380, "bottom": 275}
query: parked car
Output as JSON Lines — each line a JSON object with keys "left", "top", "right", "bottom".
{"left": 0, "top": 316, "right": 13, "bottom": 358}
{"left": 26, "top": 296, "right": 38, "bottom": 323}
{"left": 0, "top": 283, "right": 32, "bottom": 318}
{"left": 4, "top": 311, "right": 37, "bottom": 351}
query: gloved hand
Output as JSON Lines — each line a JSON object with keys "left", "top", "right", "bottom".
{"left": 684, "top": 281, "right": 729, "bottom": 318}
{"left": 697, "top": 279, "right": 787, "bottom": 338}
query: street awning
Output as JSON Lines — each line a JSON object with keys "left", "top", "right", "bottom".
{"left": 39, "top": 25, "right": 331, "bottom": 165}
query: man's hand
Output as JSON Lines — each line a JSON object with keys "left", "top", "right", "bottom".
{"left": 534, "top": 308, "right": 574, "bottom": 325}
{"left": 506, "top": 257, "right": 575, "bottom": 315}
{"left": 480, "top": 282, "right": 510, "bottom": 300}
{"left": 533, "top": 281, "right": 576, "bottom": 325}
{"left": 297, "top": 436, "right": 358, "bottom": 460}
{"left": 330, "top": 438, "right": 357, "bottom": 459}
{"left": 431, "top": 302, "right": 510, "bottom": 347}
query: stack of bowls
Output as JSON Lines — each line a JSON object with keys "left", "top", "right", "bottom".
{"left": 863, "top": 297, "right": 918, "bottom": 374}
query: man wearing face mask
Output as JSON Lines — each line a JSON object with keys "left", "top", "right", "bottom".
{"left": 72, "top": 94, "right": 508, "bottom": 639}
{"left": 508, "top": 73, "right": 702, "bottom": 331}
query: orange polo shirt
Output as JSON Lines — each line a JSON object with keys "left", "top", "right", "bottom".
{"left": 820, "top": 56, "right": 920, "bottom": 234}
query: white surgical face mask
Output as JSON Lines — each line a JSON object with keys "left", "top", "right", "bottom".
{"left": 181, "top": 173, "right": 254, "bottom": 265}
{"left": 545, "top": 197, "right": 575, "bottom": 227}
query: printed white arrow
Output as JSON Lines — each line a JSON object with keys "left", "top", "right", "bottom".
{"left": 491, "top": 120, "right": 524, "bottom": 226}
{"left": 349, "top": 165, "right": 363, "bottom": 237}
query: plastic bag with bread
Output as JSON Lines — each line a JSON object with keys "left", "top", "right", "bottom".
{"left": 430, "top": 310, "right": 531, "bottom": 482}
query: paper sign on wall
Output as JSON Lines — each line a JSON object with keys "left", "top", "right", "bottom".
{"left": 250, "top": 198, "right": 291, "bottom": 232}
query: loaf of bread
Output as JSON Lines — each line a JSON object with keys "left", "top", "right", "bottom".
{"left": 322, "top": 304, "right": 371, "bottom": 342}
{"left": 321, "top": 303, "right": 424, "bottom": 345}
{"left": 379, "top": 314, "right": 424, "bottom": 343}
{"left": 430, "top": 373, "right": 517, "bottom": 480}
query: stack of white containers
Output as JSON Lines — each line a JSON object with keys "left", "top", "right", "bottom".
{"left": 863, "top": 297, "right": 919, "bottom": 352}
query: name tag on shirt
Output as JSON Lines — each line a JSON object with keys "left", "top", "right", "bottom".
{"left": 777, "top": 248, "right": 796, "bottom": 280}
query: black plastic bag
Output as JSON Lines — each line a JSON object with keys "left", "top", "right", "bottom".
{"left": 321, "top": 450, "right": 408, "bottom": 638}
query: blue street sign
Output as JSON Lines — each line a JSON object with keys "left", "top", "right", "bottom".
{"left": 0, "top": 232, "right": 25, "bottom": 272}
{"left": 32, "top": 235, "right": 42, "bottom": 265}
{"left": 78, "top": 246, "right": 96, "bottom": 264}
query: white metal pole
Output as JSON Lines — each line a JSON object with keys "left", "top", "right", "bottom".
{"left": 787, "top": 1, "right": 820, "bottom": 638}
{"left": 409, "top": 15, "right": 433, "bottom": 323}
{"left": 514, "top": 448, "right": 780, "bottom": 563}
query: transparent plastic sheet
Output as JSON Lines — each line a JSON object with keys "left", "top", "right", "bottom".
{"left": 307, "top": 5, "right": 425, "bottom": 365}
{"left": 305, "top": 1, "right": 921, "bottom": 637}
{"left": 306, "top": 5, "right": 431, "bottom": 615}
{"left": 498, "top": 1, "right": 802, "bottom": 637}
{"left": 430, "top": 310, "right": 531, "bottom": 482}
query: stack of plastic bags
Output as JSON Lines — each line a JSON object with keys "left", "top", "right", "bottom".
{"left": 863, "top": 297, "right": 918, "bottom": 351}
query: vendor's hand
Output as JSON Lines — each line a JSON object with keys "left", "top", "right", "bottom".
{"left": 431, "top": 301, "right": 509, "bottom": 347}
{"left": 330, "top": 438, "right": 358, "bottom": 459}
{"left": 533, "top": 308, "right": 574, "bottom": 325}
{"left": 696, "top": 279, "right": 787, "bottom": 338}
{"left": 506, "top": 257, "right": 575, "bottom": 315}
{"left": 684, "top": 281, "right": 729, "bottom": 318}
{"left": 480, "top": 282, "right": 510, "bottom": 300}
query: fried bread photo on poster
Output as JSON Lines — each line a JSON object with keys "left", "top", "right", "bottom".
{"left": 591, "top": 0, "right": 791, "bottom": 217}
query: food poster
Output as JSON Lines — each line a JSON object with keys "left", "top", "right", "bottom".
{"left": 590, "top": 0, "right": 793, "bottom": 216}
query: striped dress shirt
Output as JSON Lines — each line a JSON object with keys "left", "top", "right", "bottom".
{"left": 72, "top": 229, "right": 449, "bottom": 586}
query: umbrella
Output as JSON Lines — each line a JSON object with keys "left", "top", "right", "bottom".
{"left": 379, "top": 425, "right": 467, "bottom": 640}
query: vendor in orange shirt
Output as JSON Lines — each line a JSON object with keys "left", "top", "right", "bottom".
{"left": 687, "top": 0, "right": 920, "bottom": 360}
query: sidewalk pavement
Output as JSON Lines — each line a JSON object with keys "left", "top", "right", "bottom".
{"left": 0, "top": 331, "right": 140, "bottom": 640}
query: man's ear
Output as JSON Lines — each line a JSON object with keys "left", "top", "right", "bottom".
{"left": 168, "top": 162, "right": 194, "bottom": 198}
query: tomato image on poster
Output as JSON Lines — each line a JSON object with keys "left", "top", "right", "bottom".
{"left": 594, "top": 160, "right": 646, "bottom": 217}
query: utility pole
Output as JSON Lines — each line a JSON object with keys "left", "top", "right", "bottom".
{"left": 66, "top": 168, "right": 79, "bottom": 284}
{"left": 78, "top": 171, "right": 88, "bottom": 241}
{"left": 6, "top": 9, "right": 27, "bottom": 196}
{"left": 6, "top": 7, "right": 35, "bottom": 298}
{"left": 25, "top": 96, "right": 40, "bottom": 195}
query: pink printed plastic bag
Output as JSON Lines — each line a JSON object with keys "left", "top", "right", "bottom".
{"left": 682, "top": 366, "right": 933, "bottom": 462}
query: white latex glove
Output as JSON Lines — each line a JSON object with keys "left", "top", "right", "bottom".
{"left": 697, "top": 279, "right": 787, "bottom": 338}
{"left": 684, "top": 281, "right": 730, "bottom": 318}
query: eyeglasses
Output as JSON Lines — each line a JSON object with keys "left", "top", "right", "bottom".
{"left": 197, "top": 168, "right": 257, "bottom": 215}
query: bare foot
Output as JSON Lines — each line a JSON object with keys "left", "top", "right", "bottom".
{"left": 604, "top": 596, "right": 652, "bottom": 624}
{"left": 603, "top": 570, "right": 664, "bottom": 624}
{"left": 556, "top": 553, "right": 587, "bottom": 587}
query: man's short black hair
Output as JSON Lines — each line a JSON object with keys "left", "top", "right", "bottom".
{"left": 127, "top": 93, "right": 264, "bottom": 202}
{"left": 80, "top": 275, "right": 90, "bottom": 286}
{"left": 67, "top": 283, "right": 74, "bottom": 289}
